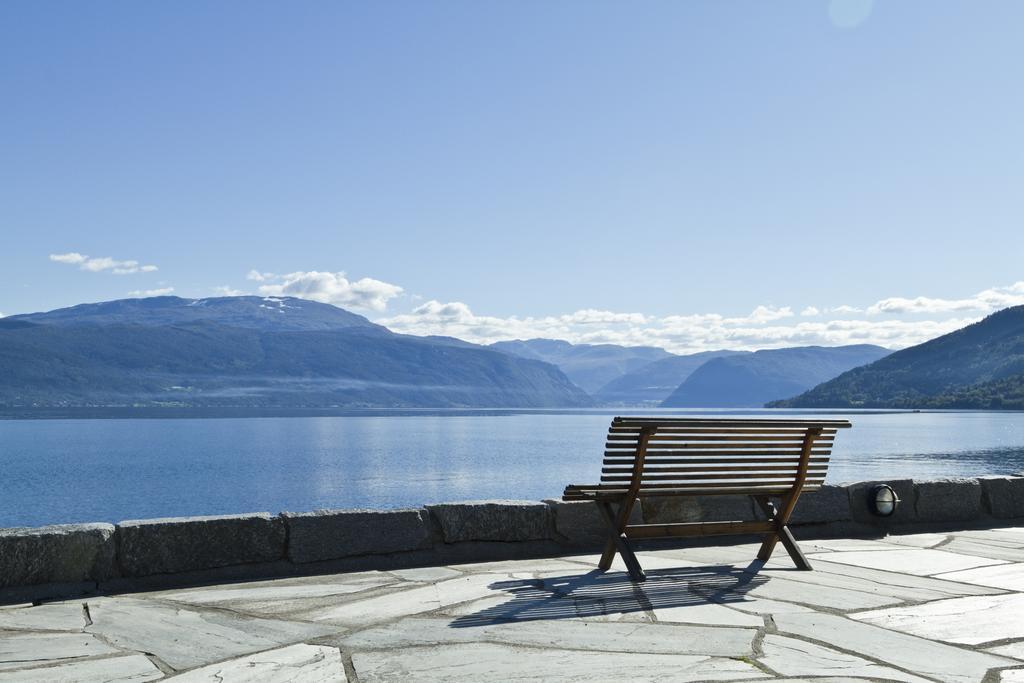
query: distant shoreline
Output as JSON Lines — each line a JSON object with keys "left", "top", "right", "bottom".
{"left": 0, "top": 406, "right": 971, "bottom": 420}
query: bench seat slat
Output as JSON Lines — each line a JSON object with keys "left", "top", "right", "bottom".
{"left": 607, "top": 434, "right": 837, "bottom": 442}
{"left": 603, "top": 464, "right": 828, "bottom": 473}
{"left": 606, "top": 446, "right": 831, "bottom": 456}
{"left": 600, "top": 473, "right": 826, "bottom": 483}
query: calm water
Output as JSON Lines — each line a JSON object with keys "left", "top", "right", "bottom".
{"left": 2, "top": 410, "right": 1024, "bottom": 527}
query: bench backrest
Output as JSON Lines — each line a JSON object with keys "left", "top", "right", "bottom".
{"left": 601, "top": 417, "right": 851, "bottom": 497}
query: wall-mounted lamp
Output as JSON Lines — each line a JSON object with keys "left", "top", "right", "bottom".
{"left": 869, "top": 484, "right": 901, "bottom": 517}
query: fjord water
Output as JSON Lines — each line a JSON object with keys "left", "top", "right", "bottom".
{"left": 2, "top": 410, "right": 1023, "bottom": 527}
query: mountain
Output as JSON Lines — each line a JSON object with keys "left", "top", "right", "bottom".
{"left": 0, "top": 297, "right": 592, "bottom": 409}
{"left": 594, "top": 350, "right": 745, "bottom": 405}
{"left": 489, "top": 339, "right": 673, "bottom": 394}
{"left": 8, "top": 295, "right": 380, "bottom": 332}
{"left": 660, "top": 345, "right": 890, "bottom": 408}
{"left": 770, "top": 306, "right": 1024, "bottom": 409}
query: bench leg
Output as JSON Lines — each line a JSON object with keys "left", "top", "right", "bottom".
{"left": 596, "top": 502, "right": 646, "bottom": 582}
{"left": 753, "top": 496, "right": 811, "bottom": 570}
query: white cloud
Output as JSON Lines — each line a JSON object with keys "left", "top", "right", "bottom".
{"left": 50, "top": 252, "right": 158, "bottom": 275}
{"left": 866, "top": 282, "right": 1024, "bottom": 315}
{"left": 801, "top": 306, "right": 821, "bottom": 317}
{"left": 828, "top": 305, "right": 863, "bottom": 314}
{"left": 128, "top": 287, "right": 175, "bottom": 297}
{"left": 246, "top": 270, "right": 276, "bottom": 282}
{"left": 213, "top": 285, "right": 245, "bottom": 296}
{"left": 257, "top": 271, "right": 403, "bottom": 311}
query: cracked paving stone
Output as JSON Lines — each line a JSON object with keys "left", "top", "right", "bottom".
{"left": 0, "top": 603, "right": 91, "bottom": 631}
{"left": 987, "top": 642, "right": 1024, "bottom": 660}
{"left": 83, "top": 596, "right": 341, "bottom": 670}
{"left": 1001, "top": 669, "right": 1024, "bottom": 682}
{"left": 804, "top": 548, "right": 1007, "bottom": 575}
{"left": 851, "top": 593, "right": 1024, "bottom": 645}
{"left": 937, "top": 562, "right": 1024, "bottom": 591}
{"left": 0, "top": 654, "right": 164, "bottom": 682}
{"left": 388, "top": 566, "right": 464, "bottom": 582}
{"left": 743, "top": 575, "right": 898, "bottom": 611}
{"left": 756, "top": 559, "right": 998, "bottom": 603}
{"left": 303, "top": 573, "right": 508, "bottom": 626}
{"left": 151, "top": 573, "right": 397, "bottom": 616}
{"left": 166, "top": 643, "right": 346, "bottom": 682}
{"left": 337, "top": 616, "right": 757, "bottom": 657}
{"left": 938, "top": 538, "right": 1024, "bottom": 563}
{"left": 772, "top": 611, "right": 1015, "bottom": 683}
{"left": 350, "top": 642, "right": 767, "bottom": 682}
{"left": 0, "top": 632, "right": 120, "bottom": 671}
{"left": 759, "top": 633, "right": 933, "bottom": 682}
{"left": 881, "top": 532, "right": 949, "bottom": 548}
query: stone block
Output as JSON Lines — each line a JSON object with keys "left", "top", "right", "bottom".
{"left": 544, "top": 499, "right": 643, "bottom": 546}
{"left": 641, "top": 495, "right": 754, "bottom": 525}
{"left": 283, "top": 508, "right": 431, "bottom": 563}
{"left": 0, "top": 523, "right": 116, "bottom": 587}
{"left": 980, "top": 477, "right": 1024, "bottom": 519}
{"left": 790, "top": 485, "right": 853, "bottom": 525}
{"left": 427, "top": 500, "right": 552, "bottom": 543}
{"left": 117, "top": 513, "right": 285, "bottom": 577}
{"left": 915, "top": 478, "right": 983, "bottom": 523}
{"left": 847, "top": 479, "right": 916, "bottom": 525}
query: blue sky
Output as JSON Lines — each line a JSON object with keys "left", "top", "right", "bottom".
{"left": 2, "top": 1, "right": 1023, "bottom": 352}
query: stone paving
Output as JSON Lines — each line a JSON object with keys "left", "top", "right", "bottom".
{"left": 4, "top": 528, "right": 1024, "bottom": 681}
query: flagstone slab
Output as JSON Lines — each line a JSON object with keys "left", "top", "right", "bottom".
{"left": 84, "top": 596, "right": 340, "bottom": 670}
{"left": 154, "top": 573, "right": 397, "bottom": 615}
{"left": 451, "top": 558, "right": 591, "bottom": 574}
{"left": 937, "top": 563, "right": 1024, "bottom": 591}
{"left": 852, "top": 593, "right": 1024, "bottom": 645}
{"left": 1001, "top": 668, "right": 1024, "bottom": 682}
{"left": 351, "top": 642, "right": 767, "bottom": 682}
{"left": 0, "top": 602, "right": 88, "bottom": 631}
{"left": 0, "top": 654, "right": 164, "bottom": 682}
{"left": 988, "top": 642, "right": 1024, "bottom": 660}
{"left": 804, "top": 557, "right": 1002, "bottom": 597}
{"left": 758, "top": 561, "right": 992, "bottom": 603}
{"left": 772, "top": 611, "right": 1015, "bottom": 683}
{"left": 744, "top": 576, "right": 898, "bottom": 611}
{"left": 714, "top": 595, "right": 815, "bottom": 615}
{"left": 167, "top": 643, "right": 346, "bottom": 682}
{"left": 759, "top": 634, "right": 933, "bottom": 683}
{"left": 340, "top": 616, "right": 756, "bottom": 656}
{"left": 881, "top": 532, "right": 949, "bottom": 548}
{"left": 648, "top": 600, "right": 764, "bottom": 626}
{"left": 305, "top": 573, "right": 505, "bottom": 626}
{"left": 938, "top": 538, "right": 1024, "bottom": 562}
{"left": 801, "top": 538, "right": 906, "bottom": 553}
{"left": 0, "top": 632, "right": 121, "bottom": 671}
{"left": 389, "top": 566, "right": 464, "bottom": 582}
{"left": 805, "top": 548, "right": 1006, "bottom": 575}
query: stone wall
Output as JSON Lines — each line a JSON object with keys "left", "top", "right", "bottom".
{"left": 3, "top": 477, "right": 1024, "bottom": 600}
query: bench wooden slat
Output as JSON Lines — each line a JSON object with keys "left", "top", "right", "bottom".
{"left": 607, "top": 433, "right": 837, "bottom": 442}
{"left": 611, "top": 419, "right": 850, "bottom": 428}
{"left": 603, "top": 464, "right": 828, "bottom": 473}
{"left": 604, "top": 457, "right": 831, "bottom": 466}
{"left": 600, "top": 472, "right": 826, "bottom": 483}
{"left": 563, "top": 484, "right": 824, "bottom": 498}
{"left": 606, "top": 447, "right": 833, "bottom": 455}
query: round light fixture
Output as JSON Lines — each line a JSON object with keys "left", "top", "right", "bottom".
{"left": 869, "top": 484, "right": 900, "bottom": 517}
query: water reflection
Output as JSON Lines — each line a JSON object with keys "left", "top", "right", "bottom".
{"left": 1, "top": 410, "right": 1023, "bottom": 527}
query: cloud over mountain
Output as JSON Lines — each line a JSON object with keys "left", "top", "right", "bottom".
{"left": 50, "top": 252, "right": 158, "bottom": 275}
{"left": 256, "top": 271, "right": 403, "bottom": 311}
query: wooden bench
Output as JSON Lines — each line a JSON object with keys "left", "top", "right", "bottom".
{"left": 563, "top": 417, "right": 852, "bottom": 581}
